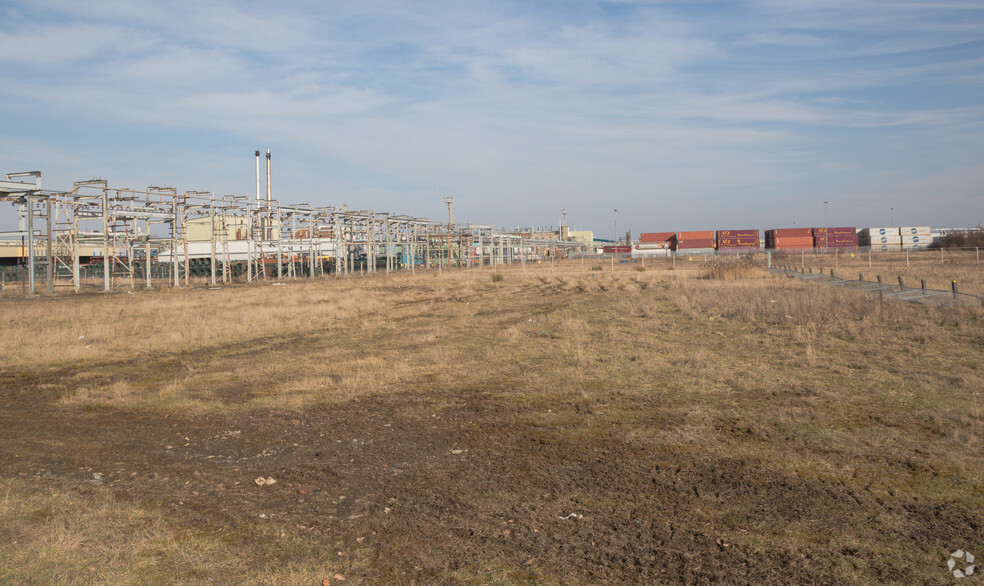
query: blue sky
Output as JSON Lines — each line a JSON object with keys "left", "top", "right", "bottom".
{"left": 1, "top": 0, "right": 982, "bottom": 236}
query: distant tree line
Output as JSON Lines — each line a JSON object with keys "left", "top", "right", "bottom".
{"left": 928, "top": 227, "right": 984, "bottom": 249}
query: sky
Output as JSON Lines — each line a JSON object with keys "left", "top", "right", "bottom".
{"left": 1, "top": 0, "right": 983, "bottom": 237}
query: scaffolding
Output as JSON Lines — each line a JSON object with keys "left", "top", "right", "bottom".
{"left": 0, "top": 171, "right": 586, "bottom": 296}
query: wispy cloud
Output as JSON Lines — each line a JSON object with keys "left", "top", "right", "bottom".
{"left": 0, "top": 0, "right": 981, "bottom": 232}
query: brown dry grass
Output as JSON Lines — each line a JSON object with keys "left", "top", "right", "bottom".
{"left": 2, "top": 260, "right": 983, "bottom": 582}
{"left": 773, "top": 248, "right": 984, "bottom": 294}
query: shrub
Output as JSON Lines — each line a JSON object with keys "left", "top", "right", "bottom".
{"left": 929, "top": 228, "right": 984, "bottom": 249}
{"left": 699, "top": 257, "right": 763, "bottom": 280}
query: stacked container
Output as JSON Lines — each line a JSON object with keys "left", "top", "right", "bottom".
{"left": 765, "top": 228, "right": 813, "bottom": 250}
{"left": 715, "top": 229, "right": 760, "bottom": 252}
{"left": 858, "top": 227, "right": 901, "bottom": 251}
{"left": 634, "top": 232, "right": 675, "bottom": 257}
{"left": 900, "top": 226, "right": 931, "bottom": 251}
{"left": 638, "top": 232, "right": 676, "bottom": 249}
{"left": 676, "top": 230, "right": 715, "bottom": 253}
{"left": 813, "top": 227, "right": 858, "bottom": 249}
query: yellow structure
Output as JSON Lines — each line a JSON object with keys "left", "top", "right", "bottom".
{"left": 568, "top": 230, "right": 594, "bottom": 245}
{"left": 0, "top": 241, "right": 101, "bottom": 261}
{"left": 182, "top": 216, "right": 278, "bottom": 242}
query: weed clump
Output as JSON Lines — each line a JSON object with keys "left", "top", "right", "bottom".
{"left": 491, "top": 273, "right": 504, "bottom": 283}
{"left": 699, "top": 257, "right": 762, "bottom": 280}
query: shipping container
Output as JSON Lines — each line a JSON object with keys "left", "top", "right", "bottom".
{"left": 813, "top": 227, "right": 856, "bottom": 236}
{"left": 676, "top": 248, "right": 716, "bottom": 255}
{"left": 814, "top": 228, "right": 858, "bottom": 248}
{"left": 902, "top": 243, "right": 927, "bottom": 251}
{"left": 676, "top": 238, "right": 716, "bottom": 250}
{"left": 677, "top": 230, "right": 714, "bottom": 239}
{"left": 900, "top": 226, "right": 931, "bottom": 236}
{"left": 717, "top": 237, "right": 759, "bottom": 247}
{"left": 640, "top": 232, "right": 676, "bottom": 244}
{"left": 716, "top": 229, "right": 759, "bottom": 238}
{"left": 901, "top": 235, "right": 929, "bottom": 244}
{"left": 871, "top": 235, "right": 902, "bottom": 244}
{"left": 872, "top": 244, "right": 902, "bottom": 252}
{"left": 816, "top": 238, "right": 857, "bottom": 243}
{"left": 637, "top": 242, "right": 672, "bottom": 249}
{"left": 772, "top": 243, "right": 814, "bottom": 250}
{"left": 717, "top": 247, "right": 760, "bottom": 253}
{"left": 771, "top": 228, "right": 813, "bottom": 237}
{"left": 861, "top": 227, "right": 900, "bottom": 237}
{"left": 769, "top": 234, "right": 814, "bottom": 249}
{"left": 603, "top": 245, "right": 633, "bottom": 254}
{"left": 631, "top": 247, "right": 669, "bottom": 258}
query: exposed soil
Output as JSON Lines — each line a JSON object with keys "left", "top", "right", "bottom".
{"left": 2, "top": 369, "right": 980, "bottom": 584}
{"left": 3, "top": 271, "right": 983, "bottom": 583}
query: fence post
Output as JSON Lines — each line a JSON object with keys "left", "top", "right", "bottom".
{"left": 921, "top": 279, "right": 926, "bottom": 291}
{"left": 952, "top": 280, "right": 958, "bottom": 300}
{"left": 898, "top": 276, "right": 904, "bottom": 290}
{"left": 877, "top": 275, "right": 882, "bottom": 284}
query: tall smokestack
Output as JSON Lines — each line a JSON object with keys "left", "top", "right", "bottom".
{"left": 255, "top": 150, "right": 260, "bottom": 204}
{"left": 266, "top": 149, "right": 271, "bottom": 206}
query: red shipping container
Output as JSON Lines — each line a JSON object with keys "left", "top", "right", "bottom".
{"left": 717, "top": 229, "right": 759, "bottom": 238}
{"left": 813, "top": 227, "right": 856, "bottom": 236}
{"left": 771, "top": 228, "right": 812, "bottom": 237}
{"left": 815, "top": 237, "right": 858, "bottom": 245}
{"left": 717, "top": 237, "right": 759, "bottom": 246}
{"left": 640, "top": 232, "right": 676, "bottom": 244}
{"left": 678, "top": 230, "right": 714, "bottom": 239}
{"left": 676, "top": 238, "right": 716, "bottom": 249}
{"left": 815, "top": 232, "right": 858, "bottom": 241}
{"left": 774, "top": 240, "right": 814, "bottom": 248}
{"left": 603, "top": 245, "right": 633, "bottom": 253}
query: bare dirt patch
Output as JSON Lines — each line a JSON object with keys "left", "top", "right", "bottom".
{"left": 2, "top": 263, "right": 983, "bottom": 583}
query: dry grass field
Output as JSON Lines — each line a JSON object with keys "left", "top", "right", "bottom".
{"left": 1, "top": 257, "right": 983, "bottom": 583}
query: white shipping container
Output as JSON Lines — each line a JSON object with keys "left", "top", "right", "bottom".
{"left": 901, "top": 235, "right": 929, "bottom": 244}
{"left": 631, "top": 248, "right": 669, "bottom": 258}
{"left": 900, "top": 226, "right": 931, "bottom": 236}
{"left": 872, "top": 244, "right": 902, "bottom": 252}
{"left": 861, "top": 227, "right": 900, "bottom": 237}
{"left": 873, "top": 235, "right": 902, "bottom": 244}
{"left": 902, "top": 243, "right": 927, "bottom": 251}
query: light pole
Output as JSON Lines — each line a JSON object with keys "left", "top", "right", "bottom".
{"left": 890, "top": 207, "right": 894, "bottom": 226}
{"left": 613, "top": 209, "right": 618, "bottom": 244}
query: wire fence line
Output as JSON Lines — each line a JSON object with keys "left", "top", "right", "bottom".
{"left": 769, "top": 265, "right": 984, "bottom": 307}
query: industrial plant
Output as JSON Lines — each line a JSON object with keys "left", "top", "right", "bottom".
{"left": 1, "top": 157, "right": 980, "bottom": 297}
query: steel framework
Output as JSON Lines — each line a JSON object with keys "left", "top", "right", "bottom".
{"left": 0, "top": 171, "right": 584, "bottom": 296}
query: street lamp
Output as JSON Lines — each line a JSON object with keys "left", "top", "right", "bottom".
{"left": 613, "top": 209, "right": 618, "bottom": 244}
{"left": 890, "top": 207, "right": 894, "bottom": 226}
